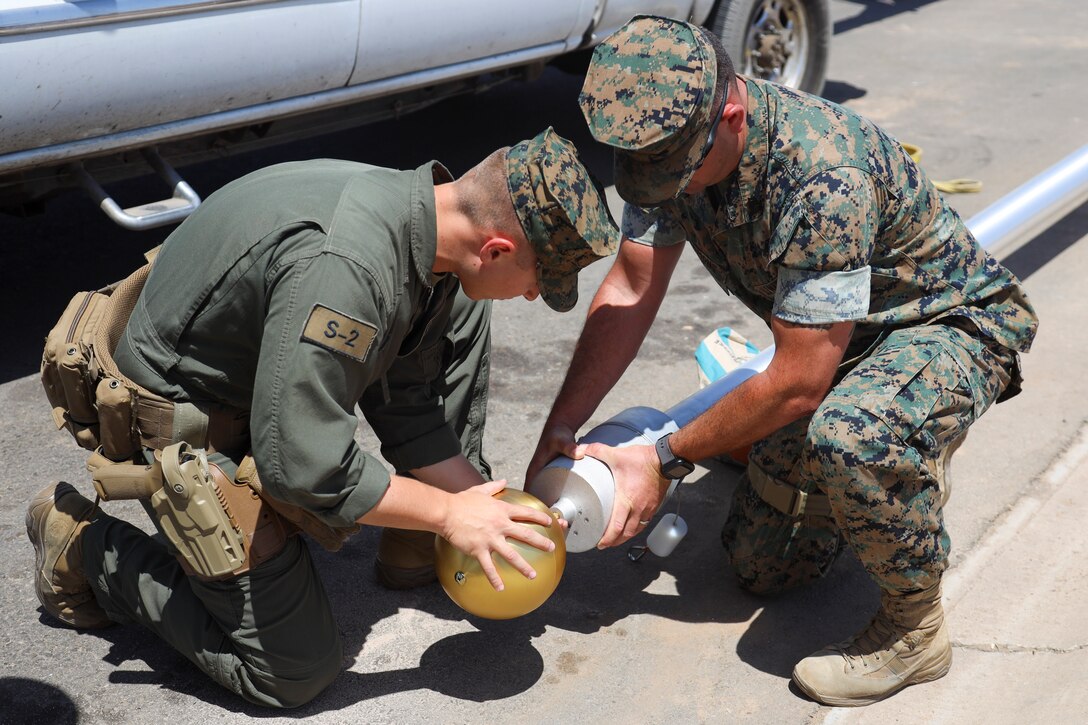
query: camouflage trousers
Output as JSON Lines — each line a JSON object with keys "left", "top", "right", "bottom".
{"left": 722, "top": 322, "right": 1017, "bottom": 595}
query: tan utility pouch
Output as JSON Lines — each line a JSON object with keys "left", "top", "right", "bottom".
{"left": 41, "top": 290, "right": 112, "bottom": 450}
{"left": 41, "top": 248, "right": 159, "bottom": 459}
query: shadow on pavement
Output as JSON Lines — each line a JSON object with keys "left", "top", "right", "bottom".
{"left": 286, "top": 463, "right": 878, "bottom": 714}
{"left": 833, "top": 0, "right": 947, "bottom": 35}
{"left": 0, "top": 677, "right": 79, "bottom": 725}
{"left": 1000, "top": 202, "right": 1088, "bottom": 282}
{"left": 24, "top": 459, "right": 881, "bottom": 715}
{"left": 821, "top": 79, "right": 868, "bottom": 105}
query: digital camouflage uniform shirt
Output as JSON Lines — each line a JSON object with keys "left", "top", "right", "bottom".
{"left": 621, "top": 77, "right": 1039, "bottom": 594}
{"left": 623, "top": 78, "right": 1038, "bottom": 362}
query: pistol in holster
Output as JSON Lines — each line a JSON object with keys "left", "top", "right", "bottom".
{"left": 88, "top": 442, "right": 292, "bottom": 580}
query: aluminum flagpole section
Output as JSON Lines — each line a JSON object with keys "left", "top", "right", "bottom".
{"left": 968, "top": 144, "right": 1088, "bottom": 253}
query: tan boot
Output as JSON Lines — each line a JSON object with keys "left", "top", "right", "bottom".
{"left": 792, "top": 583, "right": 952, "bottom": 706}
{"left": 374, "top": 527, "right": 437, "bottom": 590}
{"left": 26, "top": 482, "right": 112, "bottom": 629}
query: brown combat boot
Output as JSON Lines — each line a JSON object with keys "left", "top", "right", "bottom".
{"left": 26, "top": 482, "right": 112, "bottom": 629}
{"left": 792, "top": 583, "right": 951, "bottom": 706}
{"left": 374, "top": 527, "right": 437, "bottom": 589}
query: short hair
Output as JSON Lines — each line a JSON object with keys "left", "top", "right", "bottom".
{"left": 455, "top": 147, "right": 529, "bottom": 250}
{"left": 701, "top": 28, "right": 737, "bottom": 109}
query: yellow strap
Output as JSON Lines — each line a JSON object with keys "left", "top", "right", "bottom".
{"left": 902, "top": 142, "right": 982, "bottom": 194}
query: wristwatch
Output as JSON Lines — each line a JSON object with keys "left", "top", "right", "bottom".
{"left": 655, "top": 432, "right": 695, "bottom": 480}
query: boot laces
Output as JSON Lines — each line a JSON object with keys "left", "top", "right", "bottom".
{"left": 842, "top": 607, "right": 901, "bottom": 670}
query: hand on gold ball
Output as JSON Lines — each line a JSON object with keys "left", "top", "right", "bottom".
{"left": 436, "top": 488, "right": 566, "bottom": 620}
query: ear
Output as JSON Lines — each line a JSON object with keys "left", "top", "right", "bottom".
{"left": 479, "top": 237, "right": 517, "bottom": 266}
{"left": 723, "top": 98, "right": 746, "bottom": 134}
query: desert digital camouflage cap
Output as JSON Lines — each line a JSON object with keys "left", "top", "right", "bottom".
{"left": 579, "top": 15, "right": 719, "bottom": 206}
{"left": 506, "top": 127, "right": 620, "bottom": 312}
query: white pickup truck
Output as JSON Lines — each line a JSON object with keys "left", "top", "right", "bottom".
{"left": 0, "top": 0, "right": 830, "bottom": 229}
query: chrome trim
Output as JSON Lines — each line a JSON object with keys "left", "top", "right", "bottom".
{"left": 0, "top": 0, "right": 284, "bottom": 37}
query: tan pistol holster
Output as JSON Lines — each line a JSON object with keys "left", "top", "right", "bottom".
{"left": 43, "top": 248, "right": 355, "bottom": 579}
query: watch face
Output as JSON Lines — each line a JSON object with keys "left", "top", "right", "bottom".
{"left": 656, "top": 434, "right": 695, "bottom": 479}
{"left": 663, "top": 459, "right": 695, "bottom": 479}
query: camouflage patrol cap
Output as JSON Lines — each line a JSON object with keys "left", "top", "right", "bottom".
{"left": 579, "top": 14, "right": 720, "bottom": 206}
{"left": 506, "top": 127, "right": 620, "bottom": 312}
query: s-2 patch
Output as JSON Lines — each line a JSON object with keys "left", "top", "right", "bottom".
{"left": 301, "top": 304, "right": 377, "bottom": 363}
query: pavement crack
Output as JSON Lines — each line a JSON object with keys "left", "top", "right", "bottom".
{"left": 952, "top": 640, "right": 1088, "bottom": 654}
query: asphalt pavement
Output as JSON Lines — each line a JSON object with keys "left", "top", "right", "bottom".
{"left": 2, "top": 0, "right": 1087, "bottom": 723}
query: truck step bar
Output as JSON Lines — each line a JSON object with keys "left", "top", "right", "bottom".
{"left": 71, "top": 149, "right": 201, "bottom": 231}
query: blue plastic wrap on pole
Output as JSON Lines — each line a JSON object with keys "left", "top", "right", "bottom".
{"left": 667, "top": 347, "right": 775, "bottom": 428}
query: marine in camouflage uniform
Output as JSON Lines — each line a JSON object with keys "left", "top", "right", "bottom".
{"left": 532, "top": 15, "right": 1038, "bottom": 707}
{"left": 27, "top": 128, "right": 619, "bottom": 708}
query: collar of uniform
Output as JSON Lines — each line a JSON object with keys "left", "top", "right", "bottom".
{"left": 709, "top": 77, "right": 769, "bottom": 227}
{"left": 410, "top": 161, "right": 454, "bottom": 288}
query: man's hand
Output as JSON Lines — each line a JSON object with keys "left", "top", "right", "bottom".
{"left": 440, "top": 480, "right": 562, "bottom": 591}
{"left": 525, "top": 422, "right": 585, "bottom": 491}
{"left": 582, "top": 442, "right": 670, "bottom": 548}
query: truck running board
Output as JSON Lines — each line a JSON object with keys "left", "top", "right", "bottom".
{"left": 72, "top": 149, "right": 200, "bottom": 230}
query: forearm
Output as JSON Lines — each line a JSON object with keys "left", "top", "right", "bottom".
{"left": 356, "top": 474, "right": 451, "bottom": 532}
{"left": 545, "top": 287, "right": 657, "bottom": 431}
{"left": 545, "top": 240, "right": 681, "bottom": 432}
{"left": 409, "top": 454, "right": 487, "bottom": 493}
{"left": 669, "top": 369, "right": 820, "bottom": 463}
{"left": 670, "top": 318, "right": 854, "bottom": 463}
{"left": 359, "top": 472, "right": 559, "bottom": 590}
{"left": 361, "top": 455, "right": 489, "bottom": 530}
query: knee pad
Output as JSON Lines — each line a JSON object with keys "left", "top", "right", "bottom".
{"left": 722, "top": 483, "right": 841, "bottom": 596}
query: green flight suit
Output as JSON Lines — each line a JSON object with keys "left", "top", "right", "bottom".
{"left": 82, "top": 159, "right": 492, "bottom": 707}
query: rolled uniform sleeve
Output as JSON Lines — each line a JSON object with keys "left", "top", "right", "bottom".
{"left": 250, "top": 247, "right": 392, "bottom": 528}
{"left": 771, "top": 167, "right": 877, "bottom": 324}
{"left": 360, "top": 280, "right": 461, "bottom": 472}
{"left": 621, "top": 202, "right": 687, "bottom": 247}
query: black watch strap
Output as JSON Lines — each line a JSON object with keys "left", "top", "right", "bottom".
{"left": 655, "top": 432, "right": 695, "bottom": 480}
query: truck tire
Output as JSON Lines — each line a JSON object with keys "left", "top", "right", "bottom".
{"left": 708, "top": 0, "right": 831, "bottom": 95}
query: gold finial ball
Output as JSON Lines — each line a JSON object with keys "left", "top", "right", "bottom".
{"left": 435, "top": 489, "right": 566, "bottom": 620}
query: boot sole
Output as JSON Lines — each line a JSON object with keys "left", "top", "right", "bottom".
{"left": 793, "top": 647, "right": 953, "bottom": 707}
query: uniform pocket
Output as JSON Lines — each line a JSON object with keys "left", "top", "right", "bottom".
{"left": 834, "top": 329, "right": 973, "bottom": 457}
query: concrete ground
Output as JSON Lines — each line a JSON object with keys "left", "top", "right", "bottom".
{"left": 2, "top": 0, "right": 1087, "bottom": 723}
